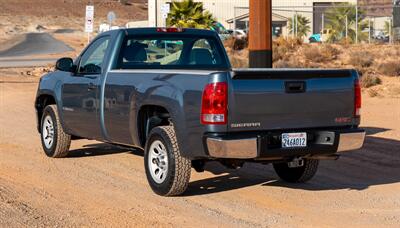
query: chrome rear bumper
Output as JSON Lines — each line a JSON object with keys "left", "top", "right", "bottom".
{"left": 206, "top": 129, "right": 365, "bottom": 159}
{"left": 207, "top": 137, "right": 258, "bottom": 159}
{"left": 337, "top": 131, "right": 366, "bottom": 152}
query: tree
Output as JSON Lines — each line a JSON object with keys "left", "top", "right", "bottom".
{"left": 288, "top": 14, "right": 311, "bottom": 39}
{"left": 166, "top": 0, "right": 216, "bottom": 29}
{"left": 384, "top": 20, "right": 392, "bottom": 36}
{"left": 324, "top": 3, "right": 368, "bottom": 43}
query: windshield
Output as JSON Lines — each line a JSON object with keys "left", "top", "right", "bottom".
{"left": 115, "top": 34, "right": 229, "bottom": 70}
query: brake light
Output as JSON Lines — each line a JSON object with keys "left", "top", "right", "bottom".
{"left": 201, "top": 82, "right": 228, "bottom": 125}
{"left": 354, "top": 79, "right": 361, "bottom": 117}
{"left": 156, "top": 27, "right": 184, "bottom": 33}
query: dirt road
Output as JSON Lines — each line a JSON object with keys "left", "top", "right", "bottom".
{"left": 0, "top": 80, "right": 399, "bottom": 227}
{"left": 0, "top": 33, "right": 74, "bottom": 68}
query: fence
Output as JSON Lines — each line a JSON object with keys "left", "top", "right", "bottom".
{"left": 231, "top": 4, "right": 400, "bottom": 44}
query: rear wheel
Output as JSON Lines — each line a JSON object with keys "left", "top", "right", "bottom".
{"left": 273, "top": 159, "right": 319, "bottom": 183}
{"left": 144, "top": 126, "right": 191, "bottom": 196}
{"left": 40, "top": 105, "right": 71, "bottom": 158}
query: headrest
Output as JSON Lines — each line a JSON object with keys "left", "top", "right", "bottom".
{"left": 190, "top": 48, "right": 213, "bottom": 65}
{"left": 123, "top": 42, "right": 148, "bottom": 62}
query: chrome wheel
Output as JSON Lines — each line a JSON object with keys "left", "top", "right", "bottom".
{"left": 42, "top": 115, "right": 55, "bottom": 149}
{"left": 148, "top": 140, "right": 169, "bottom": 184}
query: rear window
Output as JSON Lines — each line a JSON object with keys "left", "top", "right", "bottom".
{"left": 115, "top": 34, "right": 229, "bottom": 70}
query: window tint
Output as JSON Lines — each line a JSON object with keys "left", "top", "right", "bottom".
{"left": 120, "top": 39, "right": 184, "bottom": 67}
{"left": 116, "top": 35, "right": 228, "bottom": 70}
{"left": 79, "top": 37, "right": 110, "bottom": 74}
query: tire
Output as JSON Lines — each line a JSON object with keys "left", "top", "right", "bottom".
{"left": 40, "top": 105, "right": 71, "bottom": 158}
{"left": 273, "top": 159, "right": 319, "bottom": 183}
{"left": 144, "top": 125, "right": 191, "bottom": 196}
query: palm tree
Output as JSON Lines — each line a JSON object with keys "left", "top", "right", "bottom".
{"left": 166, "top": 0, "right": 216, "bottom": 29}
{"left": 288, "top": 14, "right": 311, "bottom": 39}
{"left": 324, "top": 3, "right": 368, "bottom": 43}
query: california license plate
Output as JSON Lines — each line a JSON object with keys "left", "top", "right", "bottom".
{"left": 281, "top": 133, "right": 307, "bottom": 148}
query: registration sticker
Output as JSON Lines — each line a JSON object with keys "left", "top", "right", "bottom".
{"left": 282, "top": 133, "right": 307, "bottom": 148}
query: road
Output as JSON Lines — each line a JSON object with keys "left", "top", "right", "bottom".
{"left": 0, "top": 81, "right": 399, "bottom": 227}
{"left": 0, "top": 33, "right": 73, "bottom": 68}
{"left": 0, "top": 58, "right": 57, "bottom": 68}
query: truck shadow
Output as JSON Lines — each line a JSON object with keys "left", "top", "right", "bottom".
{"left": 363, "top": 127, "right": 391, "bottom": 135}
{"left": 185, "top": 132, "right": 400, "bottom": 196}
{"left": 67, "top": 143, "right": 143, "bottom": 158}
{"left": 64, "top": 128, "right": 399, "bottom": 196}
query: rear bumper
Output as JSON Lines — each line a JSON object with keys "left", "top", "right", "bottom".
{"left": 336, "top": 131, "right": 366, "bottom": 152}
{"left": 205, "top": 128, "right": 365, "bottom": 159}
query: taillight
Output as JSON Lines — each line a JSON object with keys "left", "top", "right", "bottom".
{"left": 201, "top": 82, "right": 228, "bottom": 125}
{"left": 156, "top": 27, "right": 184, "bottom": 33}
{"left": 354, "top": 79, "right": 361, "bottom": 117}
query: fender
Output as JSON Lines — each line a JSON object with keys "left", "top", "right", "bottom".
{"left": 35, "top": 75, "right": 71, "bottom": 135}
{"left": 134, "top": 83, "right": 188, "bottom": 154}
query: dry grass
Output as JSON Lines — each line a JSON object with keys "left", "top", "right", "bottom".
{"left": 226, "top": 49, "right": 249, "bottom": 68}
{"left": 224, "top": 37, "right": 248, "bottom": 51}
{"left": 348, "top": 51, "right": 375, "bottom": 68}
{"left": 360, "top": 74, "right": 382, "bottom": 88}
{"left": 368, "top": 88, "right": 380, "bottom": 97}
{"left": 274, "top": 57, "right": 303, "bottom": 68}
{"left": 273, "top": 37, "right": 303, "bottom": 62}
{"left": 377, "top": 60, "right": 400, "bottom": 77}
{"left": 320, "top": 45, "right": 341, "bottom": 59}
{"left": 389, "top": 86, "right": 400, "bottom": 96}
{"left": 303, "top": 46, "right": 323, "bottom": 62}
{"left": 229, "top": 53, "right": 248, "bottom": 68}
{"left": 302, "top": 44, "right": 341, "bottom": 63}
{"left": 224, "top": 38, "right": 399, "bottom": 98}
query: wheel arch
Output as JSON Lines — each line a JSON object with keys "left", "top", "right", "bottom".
{"left": 137, "top": 104, "right": 172, "bottom": 148}
{"left": 35, "top": 92, "right": 57, "bottom": 133}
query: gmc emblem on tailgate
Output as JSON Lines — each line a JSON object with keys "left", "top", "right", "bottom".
{"left": 231, "top": 122, "right": 261, "bottom": 128}
{"left": 335, "top": 117, "right": 352, "bottom": 123}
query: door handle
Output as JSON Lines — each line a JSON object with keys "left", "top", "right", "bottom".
{"left": 88, "top": 83, "right": 96, "bottom": 91}
{"left": 285, "top": 81, "right": 306, "bottom": 93}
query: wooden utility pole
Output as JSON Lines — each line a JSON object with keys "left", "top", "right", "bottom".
{"left": 249, "top": 0, "right": 272, "bottom": 68}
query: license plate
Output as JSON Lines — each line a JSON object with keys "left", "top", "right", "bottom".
{"left": 282, "top": 133, "right": 307, "bottom": 148}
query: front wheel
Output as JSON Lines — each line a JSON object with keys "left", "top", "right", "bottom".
{"left": 40, "top": 105, "right": 71, "bottom": 158}
{"left": 273, "top": 159, "right": 319, "bottom": 183}
{"left": 144, "top": 126, "right": 191, "bottom": 196}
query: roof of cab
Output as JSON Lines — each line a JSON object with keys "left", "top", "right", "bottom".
{"left": 102, "top": 27, "right": 219, "bottom": 37}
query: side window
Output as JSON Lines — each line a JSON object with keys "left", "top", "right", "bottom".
{"left": 78, "top": 37, "right": 110, "bottom": 74}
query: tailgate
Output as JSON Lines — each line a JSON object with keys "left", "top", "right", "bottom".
{"left": 227, "top": 69, "right": 357, "bottom": 131}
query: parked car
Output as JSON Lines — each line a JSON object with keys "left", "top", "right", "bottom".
{"left": 309, "top": 29, "right": 334, "bottom": 43}
{"left": 227, "top": 29, "right": 247, "bottom": 39}
{"left": 35, "top": 28, "right": 365, "bottom": 196}
{"left": 373, "top": 30, "right": 390, "bottom": 43}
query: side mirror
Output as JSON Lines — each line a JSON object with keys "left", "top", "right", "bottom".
{"left": 55, "top": 57, "right": 74, "bottom": 72}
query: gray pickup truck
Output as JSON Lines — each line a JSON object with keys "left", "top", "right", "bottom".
{"left": 35, "top": 28, "right": 365, "bottom": 196}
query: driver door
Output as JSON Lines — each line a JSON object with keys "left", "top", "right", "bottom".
{"left": 61, "top": 36, "right": 110, "bottom": 139}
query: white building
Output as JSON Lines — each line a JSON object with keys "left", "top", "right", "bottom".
{"left": 148, "top": 0, "right": 358, "bottom": 38}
